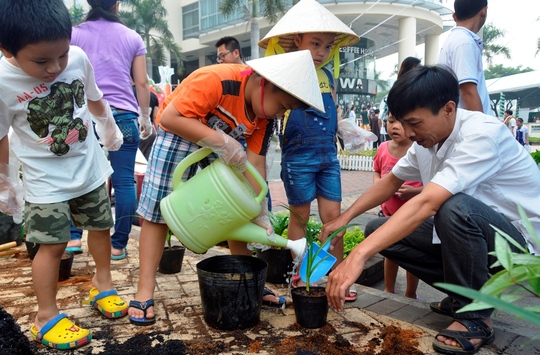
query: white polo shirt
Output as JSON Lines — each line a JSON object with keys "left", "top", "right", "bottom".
{"left": 393, "top": 109, "right": 540, "bottom": 254}
{"left": 438, "top": 27, "right": 492, "bottom": 115}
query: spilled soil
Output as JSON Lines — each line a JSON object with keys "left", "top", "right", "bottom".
{"left": 1, "top": 304, "right": 424, "bottom": 354}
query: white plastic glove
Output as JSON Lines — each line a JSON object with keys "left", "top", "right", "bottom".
{"left": 197, "top": 129, "right": 247, "bottom": 171}
{"left": 0, "top": 163, "right": 24, "bottom": 223}
{"left": 93, "top": 100, "right": 124, "bottom": 151}
{"left": 251, "top": 197, "right": 273, "bottom": 236}
{"left": 138, "top": 107, "right": 153, "bottom": 140}
{"left": 337, "top": 118, "right": 378, "bottom": 153}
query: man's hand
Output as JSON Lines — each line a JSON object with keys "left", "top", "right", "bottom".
{"left": 326, "top": 252, "right": 365, "bottom": 312}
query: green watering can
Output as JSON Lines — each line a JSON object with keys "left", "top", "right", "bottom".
{"left": 160, "top": 148, "right": 306, "bottom": 257}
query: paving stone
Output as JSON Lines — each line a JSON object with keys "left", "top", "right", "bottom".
{"left": 364, "top": 298, "right": 406, "bottom": 316}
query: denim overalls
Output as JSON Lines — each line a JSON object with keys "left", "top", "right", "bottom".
{"left": 279, "top": 67, "right": 341, "bottom": 205}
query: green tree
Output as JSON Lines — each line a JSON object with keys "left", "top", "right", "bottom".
{"left": 484, "top": 64, "right": 534, "bottom": 80}
{"left": 219, "top": 0, "right": 288, "bottom": 60}
{"left": 482, "top": 24, "right": 511, "bottom": 65}
{"left": 118, "top": 0, "right": 183, "bottom": 78}
{"left": 68, "top": 4, "right": 86, "bottom": 26}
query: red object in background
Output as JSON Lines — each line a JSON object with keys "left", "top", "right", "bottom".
{"left": 135, "top": 172, "right": 145, "bottom": 226}
{"left": 149, "top": 85, "right": 165, "bottom": 108}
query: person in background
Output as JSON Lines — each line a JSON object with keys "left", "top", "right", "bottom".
{"left": 438, "top": 0, "right": 491, "bottom": 114}
{"left": 215, "top": 36, "right": 244, "bottom": 64}
{"left": 370, "top": 108, "right": 381, "bottom": 149}
{"left": 348, "top": 105, "right": 356, "bottom": 120}
{"left": 258, "top": 0, "right": 360, "bottom": 300}
{"left": 515, "top": 117, "right": 529, "bottom": 147}
{"left": 323, "top": 65, "right": 540, "bottom": 355}
{"left": 71, "top": 0, "right": 153, "bottom": 260}
{"left": 504, "top": 109, "right": 516, "bottom": 136}
{"left": 360, "top": 105, "right": 370, "bottom": 130}
{"left": 0, "top": 0, "right": 126, "bottom": 349}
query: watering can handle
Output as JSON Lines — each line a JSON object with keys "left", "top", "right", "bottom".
{"left": 171, "top": 147, "right": 268, "bottom": 204}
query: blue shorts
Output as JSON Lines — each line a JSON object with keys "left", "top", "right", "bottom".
{"left": 280, "top": 145, "right": 342, "bottom": 206}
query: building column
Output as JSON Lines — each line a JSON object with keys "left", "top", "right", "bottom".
{"left": 424, "top": 34, "right": 440, "bottom": 65}
{"left": 398, "top": 17, "right": 416, "bottom": 68}
{"left": 198, "top": 54, "right": 206, "bottom": 68}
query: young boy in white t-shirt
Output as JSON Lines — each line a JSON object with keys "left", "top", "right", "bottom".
{"left": 0, "top": 0, "right": 126, "bottom": 350}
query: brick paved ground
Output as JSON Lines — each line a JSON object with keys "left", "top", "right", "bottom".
{"left": 1, "top": 156, "right": 539, "bottom": 354}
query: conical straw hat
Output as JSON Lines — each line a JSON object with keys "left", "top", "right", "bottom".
{"left": 246, "top": 50, "right": 325, "bottom": 113}
{"left": 258, "top": 0, "right": 359, "bottom": 53}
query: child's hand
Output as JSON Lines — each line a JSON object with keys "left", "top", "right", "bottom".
{"left": 92, "top": 100, "right": 124, "bottom": 151}
{"left": 251, "top": 198, "right": 273, "bottom": 236}
{"left": 0, "top": 163, "right": 23, "bottom": 222}
{"left": 197, "top": 129, "right": 247, "bottom": 171}
{"left": 396, "top": 184, "right": 418, "bottom": 200}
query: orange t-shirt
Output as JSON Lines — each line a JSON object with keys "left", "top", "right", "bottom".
{"left": 156, "top": 64, "right": 274, "bottom": 155}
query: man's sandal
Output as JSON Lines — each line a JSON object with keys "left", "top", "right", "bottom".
{"left": 430, "top": 297, "right": 459, "bottom": 317}
{"left": 82, "top": 287, "right": 128, "bottom": 318}
{"left": 432, "top": 318, "right": 495, "bottom": 355}
{"left": 30, "top": 313, "right": 91, "bottom": 350}
{"left": 128, "top": 299, "right": 156, "bottom": 326}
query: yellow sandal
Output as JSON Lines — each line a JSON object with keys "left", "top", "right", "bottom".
{"left": 30, "top": 313, "right": 91, "bottom": 350}
{"left": 82, "top": 287, "right": 128, "bottom": 318}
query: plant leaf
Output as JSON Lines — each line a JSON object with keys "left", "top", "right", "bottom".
{"left": 494, "top": 232, "right": 513, "bottom": 271}
{"left": 435, "top": 283, "right": 540, "bottom": 327}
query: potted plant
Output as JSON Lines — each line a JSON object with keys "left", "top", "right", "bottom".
{"left": 290, "top": 209, "right": 355, "bottom": 328}
{"left": 255, "top": 211, "right": 294, "bottom": 284}
{"left": 531, "top": 150, "right": 540, "bottom": 169}
{"left": 158, "top": 230, "right": 186, "bottom": 274}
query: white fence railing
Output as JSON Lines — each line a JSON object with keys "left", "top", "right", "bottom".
{"left": 338, "top": 154, "right": 374, "bottom": 171}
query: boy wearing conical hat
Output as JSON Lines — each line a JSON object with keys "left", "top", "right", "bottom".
{"left": 129, "top": 50, "right": 324, "bottom": 325}
{"left": 259, "top": 0, "right": 359, "bottom": 298}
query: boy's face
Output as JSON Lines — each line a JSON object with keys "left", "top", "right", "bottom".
{"left": 249, "top": 81, "right": 304, "bottom": 119}
{"left": 0, "top": 39, "right": 70, "bottom": 82}
{"left": 293, "top": 32, "right": 336, "bottom": 67}
{"left": 399, "top": 102, "right": 456, "bottom": 149}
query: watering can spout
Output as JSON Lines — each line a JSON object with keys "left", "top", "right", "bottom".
{"left": 229, "top": 223, "right": 307, "bottom": 255}
{"left": 286, "top": 238, "right": 307, "bottom": 260}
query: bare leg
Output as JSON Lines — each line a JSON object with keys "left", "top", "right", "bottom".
{"left": 405, "top": 271, "right": 419, "bottom": 299}
{"left": 32, "top": 243, "right": 66, "bottom": 330}
{"left": 383, "top": 258, "right": 399, "bottom": 294}
{"left": 87, "top": 229, "right": 114, "bottom": 291}
{"left": 128, "top": 221, "right": 168, "bottom": 320}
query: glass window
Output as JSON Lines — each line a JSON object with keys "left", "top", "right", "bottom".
{"left": 182, "top": 3, "right": 199, "bottom": 39}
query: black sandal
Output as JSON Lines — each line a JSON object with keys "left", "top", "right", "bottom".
{"left": 430, "top": 297, "right": 459, "bottom": 317}
{"left": 262, "top": 288, "right": 286, "bottom": 307}
{"left": 432, "top": 318, "right": 495, "bottom": 354}
{"left": 128, "top": 299, "right": 156, "bottom": 326}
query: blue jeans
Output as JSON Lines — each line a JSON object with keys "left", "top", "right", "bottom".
{"left": 109, "top": 111, "right": 140, "bottom": 250}
{"left": 365, "top": 193, "right": 526, "bottom": 319}
{"left": 70, "top": 223, "right": 82, "bottom": 240}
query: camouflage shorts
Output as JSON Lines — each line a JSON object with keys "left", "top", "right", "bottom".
{"left": 24, "top": 183, "right": 113, "bottom": 244}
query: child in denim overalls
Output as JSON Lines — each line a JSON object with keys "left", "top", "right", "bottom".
{"left": 259, "top": 0, "right": 359, "bottom": 298}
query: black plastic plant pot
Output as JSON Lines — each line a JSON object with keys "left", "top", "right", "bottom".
{"left": 58, "top": 251, "right": 74, "bottom": 282}
{"left": 256, "top": 247, "right": 293, "bottom": 284}
{"left": 158, "top": 246, "right": 186, "bottom": 274}
{"left": 25, "top": 241, "right": 40, "bottom": 260}
{"left": 197, "top": 255, "right": 267, "bottom": 330}
{"left": 291, "top": 286, "right": 329, "bottom": 329}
